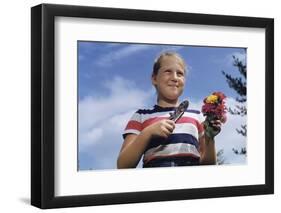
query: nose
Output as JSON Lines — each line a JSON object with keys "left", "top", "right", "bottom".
{"left": 171, "top": 71, "right": 178, "bottom": 81}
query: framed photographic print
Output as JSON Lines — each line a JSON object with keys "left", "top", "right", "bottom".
{"left": 31, "top": 3, "right": 274, "bottom": 209}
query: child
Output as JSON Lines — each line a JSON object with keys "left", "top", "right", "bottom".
{"left": 117, "top": 51, "right": 222, "bottom": 168}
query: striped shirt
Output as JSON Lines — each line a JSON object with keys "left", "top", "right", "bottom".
{"left": 123, "top": 105, "right": 205, "bottom": 165}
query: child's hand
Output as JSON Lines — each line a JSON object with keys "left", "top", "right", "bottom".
{"left": 204, "top": 118, "right": 222, "bottom": 139}
{"left": 146, "top": 119, "right": 175, "bottom": 138}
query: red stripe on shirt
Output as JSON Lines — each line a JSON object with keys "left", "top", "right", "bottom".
{"left": 142, "top": 116, "right": 203, "bottom": 133}
{"left": 142, "top": 117, "right": 167, "bottom": 129}
{"left": 125, "top": 120, "right": 142, "bottom": 131}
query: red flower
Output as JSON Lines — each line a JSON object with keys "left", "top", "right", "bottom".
{"left": 201, "top": 92, "right": 227, "bottom": 123}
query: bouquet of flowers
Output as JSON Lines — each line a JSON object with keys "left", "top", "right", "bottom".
{"left": 201, "top": 92, "right": 227, "bottom": 138}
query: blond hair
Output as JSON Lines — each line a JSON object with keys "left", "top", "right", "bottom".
{"left": 152, "top": 51, "right": 187, "bottom": 76}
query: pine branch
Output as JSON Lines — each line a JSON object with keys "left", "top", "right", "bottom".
{"left": 233, "top": 56, "right": 247, "bottom": 78}
{"left": 222, "top": 71, "right": 246, "bottom": 97}
{"left": 228, "top": 105, "right": 247, "bottom": 116}
{"left": 236, "top": 124, "right": 247, "bottom": 136}
{"left": 222, "top": 54, "right": 247, "bottom": 138}
{"left": 232, "top": 147, "right": 247, "bottom": 155}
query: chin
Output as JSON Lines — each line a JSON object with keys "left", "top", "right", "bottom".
{"left": 168, "top": 92, "right": 183, "bottom": 99}
{"left": 166, "top": 95, "right": 180, "bottom": 102}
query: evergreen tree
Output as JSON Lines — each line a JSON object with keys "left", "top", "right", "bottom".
{"left": 222, "top": 55, "right": 247, "bottom": 154}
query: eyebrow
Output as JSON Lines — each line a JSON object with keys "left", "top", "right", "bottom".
{"left": 163, "top": 68, "right": 185, "bottom": 72}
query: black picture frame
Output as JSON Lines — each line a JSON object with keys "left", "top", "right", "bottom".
{"left": 31, "top": 3, "right": 274, "bottom": 209}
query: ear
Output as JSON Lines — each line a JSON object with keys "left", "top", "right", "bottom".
{"left": 151, "top": 74, "right": 157, "bottom": 86}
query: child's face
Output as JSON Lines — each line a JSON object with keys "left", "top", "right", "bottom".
{"left": 152, "top": 56, "right": 185, "bottom": 103}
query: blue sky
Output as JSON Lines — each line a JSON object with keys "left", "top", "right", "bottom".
{"left": 78, "top": 41, "right": 247, "bottom": 170}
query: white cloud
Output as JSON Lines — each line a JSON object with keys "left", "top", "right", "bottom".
{"left": 79, "top": 76, "right": 154, "bottom": 131}
{"left": 78, "top": 76, "right": 154, "bottom": 169}
{"left": 96, "top": 45, "right": 154, "bottom": 67}
{"left": 81, "top": 127, "right": 104, "bottom": 146}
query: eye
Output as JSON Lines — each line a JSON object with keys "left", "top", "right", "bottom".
{"left": 177, "top": 71, "right": 184, "bottom": 77}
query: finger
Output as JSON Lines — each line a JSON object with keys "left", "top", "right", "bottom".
{"left": 210, "top": 119, "right": 221, "bottom": 124}
{"left": 210, "top": 121, "right": 222, "bottom": 127}
{"left": 165, "top": 123, "right": 175, "bottom": 132}
{"left": 211, "top": 121, "right": 221, "bottom": 126}
{"left": 161, "top": 128, "right": 171, "bottom": 138}
{"left": 166, "top": 119, "right": 175, "bottom": 126}
{"left": 161, "top": 124, "right": 172, "bottom": 133}
{"left": 166, "top": 120, "right": 175, "bottom": 129}
{"left": 162, "top": 125, "right": 173, "bottom": 134}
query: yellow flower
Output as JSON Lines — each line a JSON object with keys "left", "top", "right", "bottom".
{"left": 206, "top": 95, "right": 218, "bottom": 104}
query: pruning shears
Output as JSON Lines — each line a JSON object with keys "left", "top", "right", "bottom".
{"left": 169, "top": 100, "right": 189, "bottom": 123}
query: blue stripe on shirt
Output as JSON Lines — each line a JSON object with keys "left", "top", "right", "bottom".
{"left": 137, "top": 105, "right": 200, "bottom": 115}
{"left": 145, "top": 133, "right": 199, "bottom": 152}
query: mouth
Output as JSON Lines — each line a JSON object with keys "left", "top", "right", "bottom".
{"left": 168, "top": 85, "right": 178, "bottom": 88}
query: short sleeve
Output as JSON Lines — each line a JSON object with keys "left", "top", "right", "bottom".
{"left": 122, "top": 111, "right": 143, "bottom": 139}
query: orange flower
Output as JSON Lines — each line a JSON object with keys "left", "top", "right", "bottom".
{"left": 205, "top": 94, "right": 218, "bottom": 104}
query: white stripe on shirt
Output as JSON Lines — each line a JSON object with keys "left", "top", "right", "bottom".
{"left": 143, "top": 143, "right": 200, "bottom": 162}
{"left": 173, "top": 123, "right": 199, "bottom": 140}
{"left": 123, "top": 129, "right": 140, "bottom": 136}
